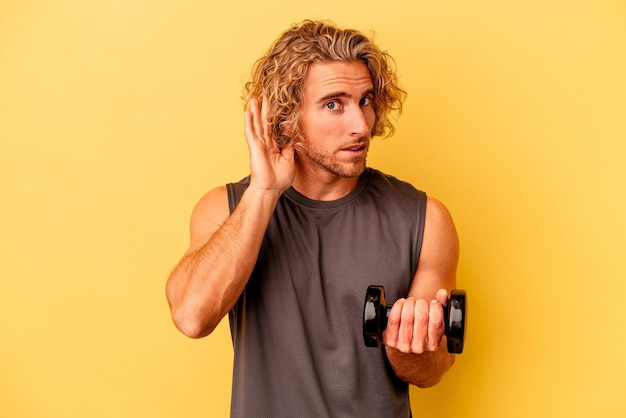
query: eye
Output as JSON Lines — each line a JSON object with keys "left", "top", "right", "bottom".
{"left": 359, "top": 96, "right": 373, "bottom": 106}
{"left": 325, "top": 101, "right": 340, "bottom": 110}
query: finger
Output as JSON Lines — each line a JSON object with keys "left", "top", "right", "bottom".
{"left": 410, "top": 299, "right": 429, "bottom": 353}
{"left": 397, "top": 298, "right": 417, "bottom": 352}
{"left": 261, "top": 95, "right": 271, "bottom": 140}
{"left": 382, "top": 298, "right": 405, "bottom": 348}
{"left": 436, "top": 288, "right": 449, "bottom": 306}
{"left": 426, "top": 300, "right": 445, "bottom": 351}
{"left": 244, "top": 109, "right": 255, "bottom": 147}
{"left": 249, "top": 98, "right": 263, "bottom": 139}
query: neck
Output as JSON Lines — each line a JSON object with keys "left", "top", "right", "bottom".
{"left": 291, "top": 169, "right": 362, "bottom": 201}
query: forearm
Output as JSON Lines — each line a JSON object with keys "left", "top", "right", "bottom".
{"left": 385, "top": 340, "right": 455, "bottom": 387}
{"left": 166, "top": 188, "right": 279, "bottom": 338}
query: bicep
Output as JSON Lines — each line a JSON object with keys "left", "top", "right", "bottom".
{"left": 185, "top": 186, "right": 230, "bottom": 255}
{"left": 407, "top": 196, "right": 459, "bottom": 300}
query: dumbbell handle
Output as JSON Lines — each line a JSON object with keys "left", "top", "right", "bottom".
{"left": 363, "top": 286, "right": 467, "bottom": 354}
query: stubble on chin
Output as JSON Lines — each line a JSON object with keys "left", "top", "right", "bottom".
{"left": 295, "top": 143, "right": 367, "bottom": 179}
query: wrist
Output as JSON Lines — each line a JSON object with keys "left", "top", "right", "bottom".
{"left": 241, "top": 185, "right": 283, "bottom": 209}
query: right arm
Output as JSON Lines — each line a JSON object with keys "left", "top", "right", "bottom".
{"left": 165, "top": 185, "right": 282, "bottom": 338}
{"left": 165, "top": 97, "right": 295, "bottom": 338}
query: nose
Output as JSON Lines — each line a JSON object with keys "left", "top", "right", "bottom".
{"left": 348, "top": 106, "right": 371, "bottom": 137}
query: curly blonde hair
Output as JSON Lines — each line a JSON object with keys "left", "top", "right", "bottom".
{"left": 244, "top": 20, "right": 406, "bottom": 146}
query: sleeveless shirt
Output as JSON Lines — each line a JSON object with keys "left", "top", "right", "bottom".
{"left": 226, "top": 168, "right": 427, "bottom": 417}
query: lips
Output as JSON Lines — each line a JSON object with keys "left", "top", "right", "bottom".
{"left": 343, "top": 145, "right": 366, "bottom": 152}
{"left": 341, "top": 141, "right": 368, "bottom": 152}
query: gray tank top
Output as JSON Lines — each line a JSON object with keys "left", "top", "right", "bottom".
{"left": 226, "top": 168, "right": 427, "bottom": 417}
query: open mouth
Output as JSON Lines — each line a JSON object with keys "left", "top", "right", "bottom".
{"left": 342, "top": 144, "right": 367, "bottom": 153}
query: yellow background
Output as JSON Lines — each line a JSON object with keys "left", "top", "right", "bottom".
{"left": 2, "top": 0, "right": 625, "bottom": 416}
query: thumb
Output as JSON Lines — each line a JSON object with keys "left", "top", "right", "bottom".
{"left": 280, "top": 143, "right": 295, "bottom": 162}
{"left": 436, "top": 289, "right": 449, "bottom": 306}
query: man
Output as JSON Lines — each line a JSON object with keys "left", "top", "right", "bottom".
{"left": 166, "top": 19, "right": 459, "bottom": 417}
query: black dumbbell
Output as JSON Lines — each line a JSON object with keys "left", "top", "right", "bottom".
{"left": 363, "top": 285, "right": 467, "bottom": 354}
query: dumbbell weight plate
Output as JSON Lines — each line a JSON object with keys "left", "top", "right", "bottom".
{"left": 363, "top": 285, "right": 386, "bottom": 347}
{"left": 446, "top": 289, "right": 466, "bottom": 354}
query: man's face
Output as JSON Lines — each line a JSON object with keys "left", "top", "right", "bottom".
{"left": 296, "top": 60, "right": 376, "bottom": 179}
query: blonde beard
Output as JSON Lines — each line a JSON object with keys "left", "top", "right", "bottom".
{"left": 294, "top": 140, "right": 368, "bottom": 179}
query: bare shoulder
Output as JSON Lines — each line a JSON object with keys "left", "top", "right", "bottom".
{"left": 424, "top": 196, "right": 457, "bottom": 234}
{"left": 186, "top": 186, "right": 230, "bottom": 254}
{"left": 408, "top": 196, "right": 459, "bottom": 299}
{"left": 423, "top": 196, "right": 459, "bottom": 263}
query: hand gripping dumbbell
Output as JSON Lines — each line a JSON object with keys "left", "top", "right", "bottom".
{"left": 363, "top": 285, "right": 467, "bottom": 354}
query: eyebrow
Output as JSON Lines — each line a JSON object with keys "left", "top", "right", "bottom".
{"left": 316, "top": 89, "right": 375, "bottom": 104}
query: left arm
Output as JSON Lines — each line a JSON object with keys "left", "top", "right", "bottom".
{"left": 383, "top": 196, "right": 459, "bottom": 387}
